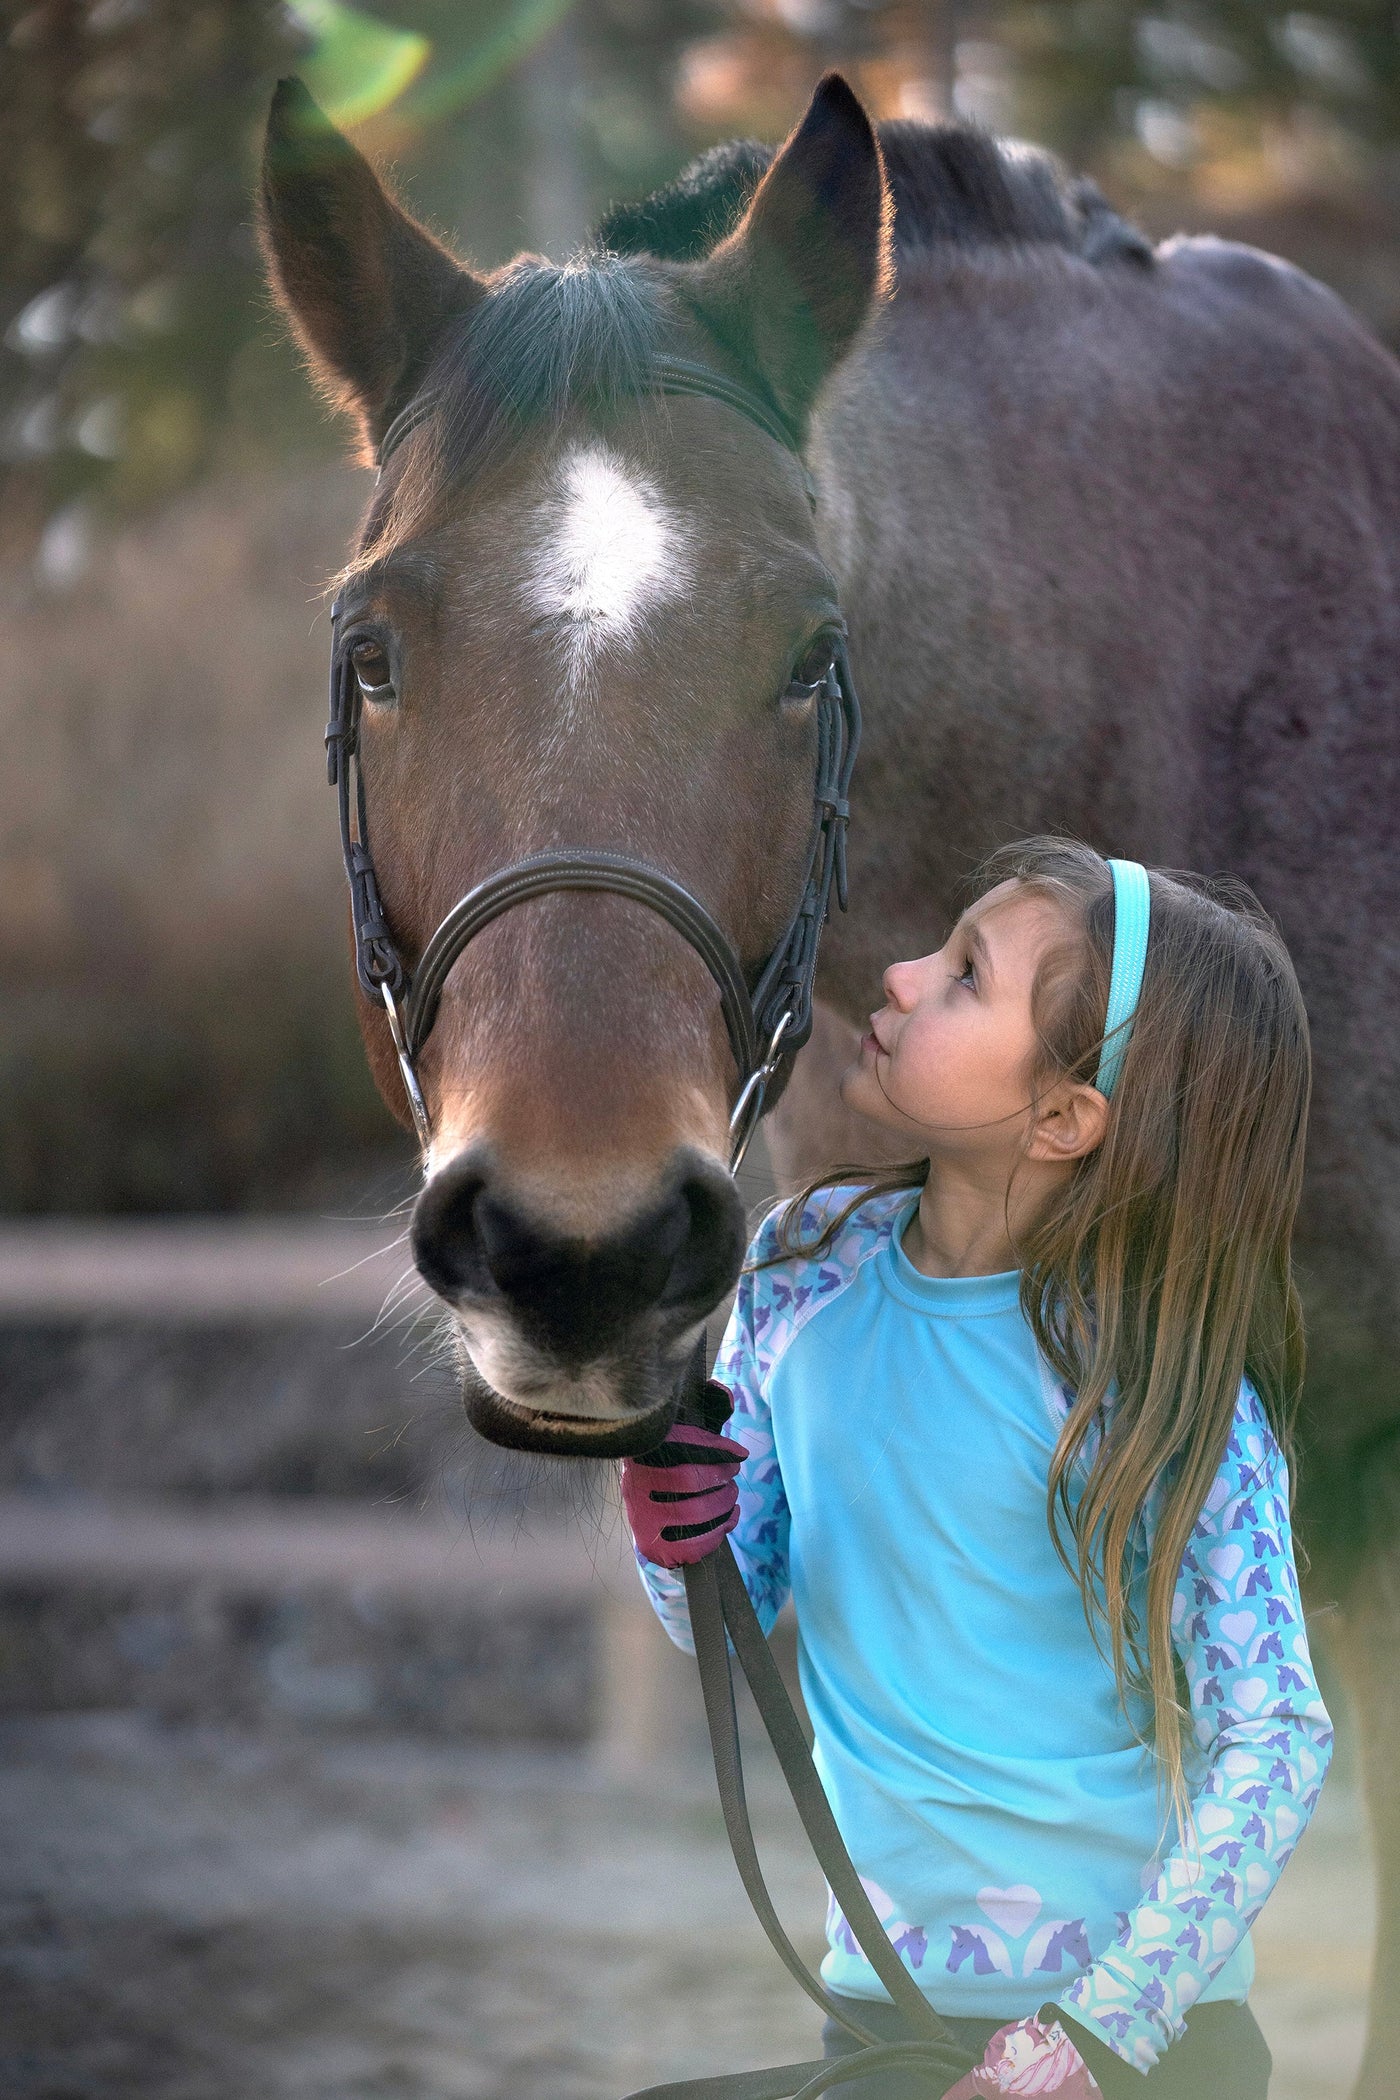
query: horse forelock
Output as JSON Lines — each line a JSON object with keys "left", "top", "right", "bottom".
{"left": 333, "top": 254, "right": 680, "bottom": 592}
{"left": 436, "top": 254, "right": 671, "bottom": 467}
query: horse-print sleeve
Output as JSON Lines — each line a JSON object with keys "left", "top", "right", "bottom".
{"left": 1056, "top": 1383, "right": 1334, "bottom": 2073}
{"left": 633, "top": 1206, "right": 793, "bottom": 1650}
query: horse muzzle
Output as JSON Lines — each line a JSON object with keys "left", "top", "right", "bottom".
{"left": 410, "top": 1143, "right": 746, "bottom": 1454}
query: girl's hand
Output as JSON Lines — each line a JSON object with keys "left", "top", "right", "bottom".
{"left": 620, "top": 1423, "right": 746, "bottom": 1567}
{"left": 940, "top": 2016, "right": 1102, "bottom": 2096}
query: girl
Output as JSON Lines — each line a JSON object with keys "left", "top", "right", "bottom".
{"left": 623, "top": 838, "right": 1331, "bottom": 2097}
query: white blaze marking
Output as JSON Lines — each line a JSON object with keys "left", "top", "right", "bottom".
{"left": 527, "top": 445, "right": 689, "bottom": 691}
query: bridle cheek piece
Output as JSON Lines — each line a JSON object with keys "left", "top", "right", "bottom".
{"left": 325, "top": 357, "right": 861, "bottom": 1174}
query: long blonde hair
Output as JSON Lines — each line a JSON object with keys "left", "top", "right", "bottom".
{"left": 773, "top": 836, "right": 1311, "bottom": 1814}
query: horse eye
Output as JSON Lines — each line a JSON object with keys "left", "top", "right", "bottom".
{"left": 785, "top": 636, "right": 835, "bottom": 698}
{"left": 351, "top": 639, "right": 394, "bottom": 696}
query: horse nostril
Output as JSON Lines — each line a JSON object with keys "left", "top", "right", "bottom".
{"left": 472, "top": 1184, "right": 684, "bottom": 1315}
{"left": 409, "top": 1150, "right": 745, "bottom": 1361}
{"left": 659, "top": 1169, "right": 747, "bottom": 1314}
{"left": 409, "top": 1156, "right": 492, "bottom": 1304}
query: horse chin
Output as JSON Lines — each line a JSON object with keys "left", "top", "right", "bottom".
{"left": 461, "top": 1376, "right": 680, "bottom": 1458}
{"left": 451, "top": 1328, "right": 686, "bottom": 1458}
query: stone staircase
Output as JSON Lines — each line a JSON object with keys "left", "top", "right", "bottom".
{"left": 0, "top": 1165, "right": 782, "bottom": 1759}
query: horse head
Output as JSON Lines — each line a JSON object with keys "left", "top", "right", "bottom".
{"left": 259, "top": 73, "right": 890, "bottom": 1456}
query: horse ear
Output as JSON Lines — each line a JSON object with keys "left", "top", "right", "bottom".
{"left": 686, "top": 74, "right": 892, "bottom": 428}
{"left": 258, "top": 77, "right": 484, "bottom": 457}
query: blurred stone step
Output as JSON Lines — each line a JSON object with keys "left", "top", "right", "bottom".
{"left": 0, "top": 1186, "right": 789, "bottom": 1753}
{"left": 0, "top": 1159, "right": 775, "bottom": 1511}
{"left": 0, "top": 1492, "right": 628, "bottom": 1598}
{"left": 0, "top": 1218, "right": 412, "bottom": 1322}
{"left": 0, "top": 1493, "right": 637, "bottom": 1743}
{"left": 0, "top": 1492, "right": 796, "bottom": 1759}
{"left": 0, "top": 1314, "right": 481, "bottom": 1507}
{"left": 0, "top": 1217, "right": 469, "bottom": 1506}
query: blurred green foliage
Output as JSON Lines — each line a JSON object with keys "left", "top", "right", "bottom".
{"left": 1, "top": 2, "right": 306, "bottom": 562}
{"left": 0, "top": 0, "right": 717, "bottom": 567}
{"left": 1001, "top": 2, "right": 1400, "bottom": 162}
{"left": 4, "top": 2, "right": 1400, "bottom": 1214}
{"left": 5, "top": 0, "right": 1400, "bottom": 565}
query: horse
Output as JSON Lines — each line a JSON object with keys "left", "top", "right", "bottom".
{"left": 260, "top": 73, "right": 1400, "bottom": 2096}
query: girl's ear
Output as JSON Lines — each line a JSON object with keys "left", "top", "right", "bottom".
{"left": 682, "top": 72, "right": 893, "bottom": 431}
{"left": 258, "top": 77, "right": 485, "bottom": 458}
{"left": 1027, "top": 1083, "right": 1110, "bottom": 1165}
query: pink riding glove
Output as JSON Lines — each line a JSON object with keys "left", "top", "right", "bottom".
{"left": 621, "top": 1422, "right": 746, "bottom": 1567}
{"left": 940, "top": 2017, "right": 1102, "bottom": 2097}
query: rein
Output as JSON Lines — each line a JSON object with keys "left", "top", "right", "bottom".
{"left": 619, "top": 1353, "right": 975, "bottom": 2100}
{"left": 326, "top": 357, "right": 858, "bottom": 1172}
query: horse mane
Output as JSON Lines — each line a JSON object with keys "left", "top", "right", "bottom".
{"left": 595, "top": 139, "right": 775, "bottom": 264}
{"left": 597, "top": 121, "right": 1153, "bottom": 270}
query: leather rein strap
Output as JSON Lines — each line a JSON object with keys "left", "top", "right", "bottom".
{"left": 619, "top": 1362, "right": 975, "bottom": 2100}
{"left": 326, "top": 357, "right": 859, "bottom": 1167}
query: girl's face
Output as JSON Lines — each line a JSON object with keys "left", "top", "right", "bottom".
{"left": 842, "top": 882, "right": 1076, "bottom": 1158}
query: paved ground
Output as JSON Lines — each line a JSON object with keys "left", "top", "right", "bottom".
{"left": 0, "top": 1697, "right": 1373, "bottom": 2100}
{"left": 0, "top": 1207, "right": 1375, "bottom": 2096}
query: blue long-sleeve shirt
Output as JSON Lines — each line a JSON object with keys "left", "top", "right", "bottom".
{"left": 637, "top": 1189, "right": 1332, "bottom": 2074}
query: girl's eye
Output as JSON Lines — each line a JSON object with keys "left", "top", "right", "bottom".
{"left": 350, "top": 639, "right": 395, "bottom": 697}
{"left": 956, "top": 959, "right": 976, "bottom": 988}
{"left": 783, "top": 634, "right": 836, "bottom": 703}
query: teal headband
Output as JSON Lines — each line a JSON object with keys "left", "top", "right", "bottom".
{"left": 1095, "top": 858, "right": 1151, "bottom": 1099}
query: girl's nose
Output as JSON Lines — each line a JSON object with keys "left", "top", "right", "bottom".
{"left": 883, "top": 957, "right": 919, "bottom": 1009}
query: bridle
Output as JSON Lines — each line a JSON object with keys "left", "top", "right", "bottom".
{"left": 324, "top": 361, "right": 972, "bottom": 2097}
{"left": 325, "top": 354, "right": 861, "bottom": 1172}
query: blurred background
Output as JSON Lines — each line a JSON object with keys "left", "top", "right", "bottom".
{"left": 0, "top": 4, "right": 1388, "bottom": 2095}
{"left": 8, "top": 0, "right": 1400, "bottom": 1214}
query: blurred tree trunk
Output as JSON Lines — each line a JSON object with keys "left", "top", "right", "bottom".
{"left": 912, "top": 0, "right": 960, "bottom": 119}
{"left": 520, "top": 8, "right": 590, "bottom": 260}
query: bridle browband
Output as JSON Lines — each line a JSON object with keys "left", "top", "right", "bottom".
{"left": 326, "top": 356, "right": 860, "bottom": 1169}
{"left": 374, "top": 354, "right": 815, "bottom": 499}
